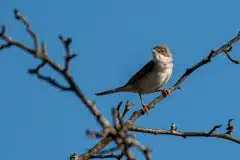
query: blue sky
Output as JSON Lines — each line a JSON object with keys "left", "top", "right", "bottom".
{"left": 1, "top": 0, "right": 240, "bottom": 159}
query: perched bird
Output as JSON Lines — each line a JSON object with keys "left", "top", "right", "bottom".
{"left": 96, "top": 44, "right": 173, "bottom": 112}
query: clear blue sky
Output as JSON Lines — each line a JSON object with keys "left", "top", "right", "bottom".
{"left": 1, "top": 0, "right": 240, "bottom": 160}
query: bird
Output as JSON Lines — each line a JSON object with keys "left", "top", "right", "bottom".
{"left": 96, "top": 44, "right": 173, "bottom": 113}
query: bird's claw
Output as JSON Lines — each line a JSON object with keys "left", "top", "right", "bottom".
{"left": 162, "top": 89, "right": 171, "bottom": 96}
{"left": 142, "top": 104, "right": 150, "bottom": 114}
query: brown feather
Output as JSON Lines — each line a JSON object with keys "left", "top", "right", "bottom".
{"left": 124, "top": 60, "right": 155, "bottom": 86}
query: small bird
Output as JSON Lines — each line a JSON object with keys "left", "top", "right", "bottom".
{"left": 96, "top": 44, "right": 173, "bottom": 113}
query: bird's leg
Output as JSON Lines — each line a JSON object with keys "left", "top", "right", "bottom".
{"left": 158, "top": 88, "right": 172, "bottom": 96}
{"left": 139, "top": 93, "right": 149, "bottom": 113}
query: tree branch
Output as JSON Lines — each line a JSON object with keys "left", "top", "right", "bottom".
{"left": 128, "top": 124, "right": 240, "bottom": 144}
{"left": 1, "top": 9, "right": 111, "bottom": 129}
{"left": 89, "top": 153, "right": 124, "bottom": 160}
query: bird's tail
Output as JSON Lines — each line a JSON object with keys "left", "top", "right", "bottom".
{"left": 96, "top": 85, "right": 130, "bottom": 96}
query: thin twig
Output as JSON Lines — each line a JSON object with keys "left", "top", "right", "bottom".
{"left": 223, "top": 49, "right": 240, "bottom": 64}
{"left": 208, "top": 124, "right": 222, "bottom": 135}
{"left": 14, "top": 8, "right": 40, "bottom": 56}
{"left": 122, "top": 101, "right": 134, "bottom": 118}
{"left": 90, "top": 153, "right": 123, "bottom": 159}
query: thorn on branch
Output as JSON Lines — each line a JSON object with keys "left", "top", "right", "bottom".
{"left": 226, "top": 119, "right": 234, "bottom": 135}
{"left": 208, "top": 124, "right": 222, "bottom": 135}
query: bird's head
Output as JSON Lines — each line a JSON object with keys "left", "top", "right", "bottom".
{"left": 152, "top": 44, "right": 172, "bottom": 63}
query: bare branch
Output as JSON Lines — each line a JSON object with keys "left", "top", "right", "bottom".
{"left": 59, "top": 35, "right": 77, "bottom": 72}
{"left": 86, "top": 130, "right": 105, "bottom": 139}
{"left": 98, "top": 147, "right": 119, "bottom": 155}
{"left": 0, "top": 9, "right": 111, "bottom": 130}
{"left": 128, "top": 125, "right": 240, "bottom": 144}
{"left": 124, "top": 137, "right": 151, "bottom": 160}
{"left": 90, "top": 153, "right": 123, "bottom": 159}
{"left": 28, "top": 62, "right": 72, "bottom": 91}
{"left": 14, "top": 8, "right": 40, "bottom": 56}
{"left": 78, "top": 137, "right": 113, "bottom": 160}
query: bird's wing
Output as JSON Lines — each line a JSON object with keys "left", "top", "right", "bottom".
{"left": 125, "top": 60, "right": 155, "bottom": 86}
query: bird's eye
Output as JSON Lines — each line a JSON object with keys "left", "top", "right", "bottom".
{"left": 158, "top": 48, "right": 165, "bottom": 52}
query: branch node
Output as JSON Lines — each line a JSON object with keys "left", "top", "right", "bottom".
{"left": 170, "top": 123, "right": 177, "bottom": 131}
{"left": 226, "top": 119, "right": 234, "bottom": 135}
{"left": 207, "top": 49, "right": 215, "bottom": 62}
{"left": 208, "top": 124, "right": 222, "bottom": 135}
{"left": 185, "top": 68, "right": 191, "bottom": 75}
{"left": 226, "top": 46, "right": 233, "bottom": 52}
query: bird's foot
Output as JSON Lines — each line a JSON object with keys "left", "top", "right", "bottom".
{"left": 161, "top": 89, "right": 171, "bottom": 96}
{"left": 142, "top": 104, "right": 150, "bottom": 114}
